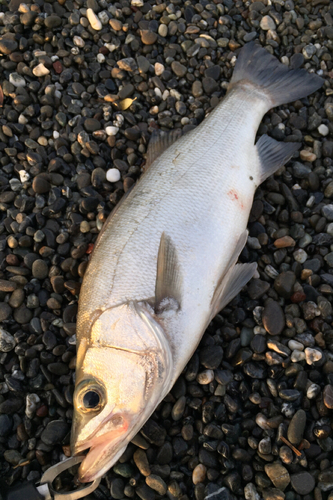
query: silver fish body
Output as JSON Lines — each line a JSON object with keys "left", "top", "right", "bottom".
{"left": 71, "top": 42, "right": 323, "bottom": 482}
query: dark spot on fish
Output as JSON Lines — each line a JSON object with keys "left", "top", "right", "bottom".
{"left": 249, "top": 176, "right": 253, "bottom": 181}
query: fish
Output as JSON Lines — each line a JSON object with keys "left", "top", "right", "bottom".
{"left": 70, "top": 42, "right": 323, "bottom": 482}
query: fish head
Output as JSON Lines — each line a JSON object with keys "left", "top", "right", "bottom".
{"left": 71, "top": 301, "right": 173, "bottom": 483}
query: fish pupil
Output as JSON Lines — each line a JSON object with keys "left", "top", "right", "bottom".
{"left": 83, "top": 390, "right": 100, "bottom": 408}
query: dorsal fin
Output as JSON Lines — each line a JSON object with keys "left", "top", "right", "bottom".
{"left": 155, "top": 232, "right": 182, "bottom": 314}
{"left": 145, "top": 129, "right": 182, "bottom": 170}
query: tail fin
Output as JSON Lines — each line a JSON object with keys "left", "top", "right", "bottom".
{"left": 230, "top": 42, "right": 323, "bottom": 108}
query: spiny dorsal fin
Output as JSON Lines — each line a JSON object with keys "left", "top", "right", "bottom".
{"left": 257, "top": 134, "right": 300, "bottom": 185}
{"left": 146, "top": 129, "right": 182, "bottom": 170}
{"left": 155, "top": 232, "right": 182, "bottom": 314}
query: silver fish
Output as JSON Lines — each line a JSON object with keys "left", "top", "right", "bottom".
{"left": 70, "top": 42, "right": 323, "bottom": 482}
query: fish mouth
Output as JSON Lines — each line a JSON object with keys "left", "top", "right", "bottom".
{"left": 72, "top": 417, "right": 129, "bottom": 483}
{"left": 75, "top": 437, "right": 127, "bottom": 482}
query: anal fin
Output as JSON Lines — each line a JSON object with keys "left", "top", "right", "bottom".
{"left": 257, "top": 134, "right": 300, "bottom": 185}
{"left": 155, "top": 232, "right": 182, "bottom": 314}
{"left": 210, "top": 263, "right": 257, "bottom": 322}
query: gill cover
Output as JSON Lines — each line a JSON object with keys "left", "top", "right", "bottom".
{"left": 71, "top": 301, "right": 173, "bottom": 482}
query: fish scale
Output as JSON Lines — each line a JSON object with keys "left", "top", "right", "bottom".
{"left": 71, "top": 42, "right": 323, "bottom": 483}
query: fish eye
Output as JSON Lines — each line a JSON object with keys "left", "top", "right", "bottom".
{"left": 76, "top": 379, "right": 105, "bottom": 414}
{"left": 83, "top": 391, "right": 100, "bottom": 409}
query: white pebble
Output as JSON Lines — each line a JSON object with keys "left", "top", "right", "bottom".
{"left": 307, "top": 383, "right": 321, "bottom": 399}
{"left": 253, "top": 326, "right": 266, "bottom": 335}
{"left": 131, "top": 0, "right": 144, "bottom": 6}
{"left": 32, "top": 63, "right": 50, "bottom": 77}
{"left": 293, "top": 248, "right": 308, "bottom": 264}
{"left": 19, "top": 170, "right": 30, "bottom": 183}
{"left": 288, "top": 340, "right": 304, "bottom": 351}
{"left": 9, "top": 72, "right": 26, "bottom": 87}
{"left": 197, "top": 369, "right": 214, "bottom": 385}
{"left": 74, "top": 36, "right": 85, "bottom": 48}
{"left": 162, "top": 90, "right": 170, "bottom": 100}
{"left": 318, "top": 124, "right": 329, "bottom": 136}
{"left": 291, "top": 350, "right": 305, "bottom": 362}
{"left": 18, "top": 114, "right": 28, "bottom": 125}
{"left": 86, "top": 8, "right": 102, "bottom": 30}
{"left": 25, "top": 393, "right": 40, "bottom": 418}
{"left": 255, "top": 413, "right": 270, "bottom": 430}
{"left": 113, "top": 114, "right": 124, "bottom": 127}
{"left": 154, "top": 87, "right": 162, "bottom": 98}
{"left": 53, "top": 131, "right": 60, "bottom": 139}
{"left": 106, "top": 168, "right": 121, "bottom": 183}
{"left": 281, "top": 56, "right": 289, "bottom": 66}
{"left": 105, "top": 126, "right": 119, "bottom": 136}
{"left": 97, "top": 53, "right": 105, "bottom": 63}
{"left": 0, "top": 327, "right": 16, "bottom": 352}
{"left": 305, "top": 347, "right": 322, "bottom": 365}
{"left": 18, "top": 3, "right": 29, "bottom": 12}
{"left": 98, "top": 10, "right": 109, "bottom": 24}
{"left": 154, "top": 62, "right": 165, "bottom": 76}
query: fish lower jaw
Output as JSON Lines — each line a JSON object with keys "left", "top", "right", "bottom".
{"left": 78, "top": 442, "right": 127, "bottom": 483}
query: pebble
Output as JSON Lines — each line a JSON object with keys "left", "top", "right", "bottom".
{"left": 0, "top": 328, "right": 16, "bottom": 352}
{"left": 106, "top": 168, "right": 121, "bottom": 183}
{"left": 260, "top": 16, "right": 276, "bottom": 30}
{"left": 145, "top": 474, "right": 167, "bottom": 495}
{"left": 287, "top": 409, "right": 306, "bottom": 446}
{"left": 290, "top": 472, "right": 315, "bottom": 495}
{"left": 264, "top": 464, "right": 290, "bottom": 491}
{"left": 87, "top": 8, "right": 102, "bottom": 30}
{"left": 304, "top": 347, "right": 322, "bottom": 364}
{"left": 323, "top": 385, "right": 333, "bottom": 409}
{"left": 32, "top": 64, "right": 50, "bottom": 77}
{"left": 41, "top": 420, "right": 69, "bottom": 445}
{"left": 262, "top": 301, "right": 285, "bottom": 335}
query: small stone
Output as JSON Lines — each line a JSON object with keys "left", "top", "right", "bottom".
{"left": 197, "top": 369, "right": 214, "bottom": 385}
{"left": 290, "top": 472, "right": 315, "bottom": 495}
{"left": 323, "top": 385, "right": 333, "bottom": 409}
{"left": 318, "top": 124, "right": 329, "bottom": 136}
{"left": 264, "top": 463, "right": 290, "bottom": 491}
{"left": 32, "top": 64, "right": 50, "bottom": 77}
{"left": 260, "top": 16, "right": 276, "bottom": 30}
{"left": 287, "top": 409, "right": 306, "bottom": 446}
{"left": 0, "top": 38, "right": 18, "bottom": 54}
{"left": 145, "top": 475, "right": 167, "bottom": 495}
{"left": 141, "top": 30, "right": 157, "bottom": 45}
{"left": 193, "top": 464, "right": 207, "bottom": 485}
{"left": 87, "top": 8, "right": 102, "bottom": 30}
{"left": 171, "top": 61, "right": 187, "bottom": 77}
{"left": 32, "top": 175, "right": 51, "bottom": 194}
{"left": 307, "top": 383, "right": 320, "bottom": 399}
{"left": 304, "top": 347, "right": 322, "bottom": 364}
{"left": 262, "top": 301, "right": 285, "bottom": 335}
{"left": 9, "top": 73, "right": 26, "bottom": 87}
{"left": 171, "top": 396, "right": 186, "bottom": 421}
{"left": 26, "top": 393, "right": 40, "bottom": 418}
{"left": 0, "top": 327, "right": 16, "bottom": 352}
{"left": 105, "top": 126, "right": 119, "bottom": 136}
{"left": 299, "top": 150, "right": 316, "bottom": 162}
{"left": 32, "top": 259, "right": 49, "bottom": 280}
{"left": 44, "top": 15, "right": 62, "bottom": 28}
{"left": 274, "top": 236, "right": 295, "bottom": 248}
{"left": 288, "top": 340, "right": 303, "bottom": 351}
{"left": 263, "top": 488, "right": 285, "bottom": 500}
{"left": 0, "top": 415, "right": 13, "bottom": 437}
{"left": 41, "top": 420, "right": 69, "bottom": 445}
{"left": 106, "top": 168, "right": 121, "bottom": 182}
{"left": 155, "top": 63, "right": 165, "bottom": 76}
{"left": 133, "top": 449, "right": 151, "bottom": 476}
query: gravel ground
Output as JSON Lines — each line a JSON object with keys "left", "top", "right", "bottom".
{"left": 0, "top": 0, "right": 333, "bottom": 499}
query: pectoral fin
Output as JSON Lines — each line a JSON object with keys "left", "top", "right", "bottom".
{"left": 145, "top": 129, "right": 182, "bottom": 170}
{"left": 210, "top": 262, "right": 257, "bottom": 322}
{"left": 155, "top": 232, "right": 182, "bottom": 314}
{"left": 210, "top": 230, "right": 256, "bottom": 322}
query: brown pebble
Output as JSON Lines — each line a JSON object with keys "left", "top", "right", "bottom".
{"left": 192, "top": 464, "right": 207, "bottom": 485}
{"left": 0, "top": 279, "right": 17, "bottom": 292}
{"left": 274, "top": 236, "right": 296, "bottom": 248}
{"left": 300, "top": 150, "right": 316, "bottom": 162}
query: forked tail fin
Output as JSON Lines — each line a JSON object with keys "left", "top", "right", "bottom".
{"left": 230, "top": 42, "right": 323, "bottom": 108}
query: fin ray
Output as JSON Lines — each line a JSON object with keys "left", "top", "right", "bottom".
{"left": 155, "top": 233, "right": 182, "bottom": 313}
{"left": 257, "top": 135, "right": 300, "bottom": 184}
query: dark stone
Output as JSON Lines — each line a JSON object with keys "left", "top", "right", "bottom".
{"left": 290, "top": 472, "right": 315, "bottom": 495}
{"left": 262, "top": 301, "right": 285, "bottom": 335}
{"left": 41, "top": 420, "right": 69, "bottom": 445}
